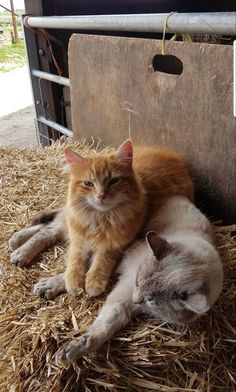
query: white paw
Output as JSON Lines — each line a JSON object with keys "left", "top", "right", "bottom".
{"left": 33, "top": 275, "right": 66, "bottom": 299}
{"left": 57, "top": 334, "right": 93, "bottom": 364}
{"left": 10, "top": 248, "right": 31, "bottom": 267}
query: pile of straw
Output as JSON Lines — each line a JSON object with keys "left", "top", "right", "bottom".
{"left": 0, "top": 142, "right": 235, "bottom": 392}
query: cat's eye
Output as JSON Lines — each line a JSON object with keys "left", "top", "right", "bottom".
{"left": 84, "top": 181, "right": 94, "bottom": 187}
{"left": 173, "top": 291, "right": 188, "bottom": 301}
{"left": 179, "top": 291, "right": 188, "bottom": 301}
{"left": 146, "top": 299, "right": 155, "bottom": 305}
{"left": 109, "top": 177, "right": 119, "bottom": 186}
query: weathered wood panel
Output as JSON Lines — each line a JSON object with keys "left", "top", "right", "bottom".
{"left": 69, "top": 35, "right": 235, "bottom": 223}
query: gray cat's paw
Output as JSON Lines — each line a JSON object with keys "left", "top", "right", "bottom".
{"left": 9, "top": 224, "right": 44, "bottom": 251}
{"left": 9, "top": 232, "right": 27, "bottom": 251}
{"left": 10, "top": 248, "right": 32, "bottom": 267}
{"left": 33, "top": 275, "right": 66, "bottom": 300}
{"left": 57, "top": 334, "right": 92, "bottom": 364}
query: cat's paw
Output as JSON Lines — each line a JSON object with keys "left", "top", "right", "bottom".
{"left": 9, "top": 232, "right": 25, "bottom": 251}
{"left": 33, "top": 274, "right": 66, "bottom": 299}
{"left": 65, "top": 272, "right": 84, "bottom": 296}
{"left": 57, "top": 334, "right": 93, "bottom": 364}
{"left": 85, "top": 273, "right": 107, "bottom": 297}
{"left": 10, "top": 248, "right": 32, "bottom": 267}
{"left": 9, "top": 230, "right": 30, "bottom": 250}
{"left": 9, "top": 224, "right": 43, "bottom": 251}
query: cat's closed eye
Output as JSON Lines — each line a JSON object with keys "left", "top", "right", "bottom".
{"left": 146, "top": 299, "right": 155, "bottom": 306}
{"left": 179, "top": 291, "right": 188, "bottom": 300}
{"left": 173, "top": 291, "right": 188, "bottom": 301}
{"left": 108, "top": 177, "right": 120, "bottom": 186}
{"left": 84, "top": 181, "right": 94, "bottom": 187}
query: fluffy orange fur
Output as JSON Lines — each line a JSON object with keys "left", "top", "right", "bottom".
{"left": 64, "top": 141, "right": 193, "bottom": 297}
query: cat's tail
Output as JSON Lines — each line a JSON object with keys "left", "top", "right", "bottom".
{"left": 31, "top": 208, "right": 62, "bottom": 226}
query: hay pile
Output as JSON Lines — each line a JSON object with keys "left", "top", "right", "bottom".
{"left": 0, "top": 142, "right": 235, "bottom": 392}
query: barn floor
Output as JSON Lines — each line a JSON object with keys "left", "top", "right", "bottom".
{"left": 0, "top": 143, "right": 235, "bottom": 392}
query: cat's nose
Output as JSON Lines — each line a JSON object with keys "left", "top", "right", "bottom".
{"left": 97, "top": 194, "right": 106, "bottom": 204}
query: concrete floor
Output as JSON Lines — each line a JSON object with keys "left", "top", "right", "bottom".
{"left": 0, "top": 105, "right": 37, "bottom": 148}
{"left": 0, "top": 65, "right": 33, "bottom": 117}
{"left": 0, "top": 66, "right": 37, "bottom": 148}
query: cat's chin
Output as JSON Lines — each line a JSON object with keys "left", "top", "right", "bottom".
{"left": 88, "top": 201, "right": 114, "bottom": 212}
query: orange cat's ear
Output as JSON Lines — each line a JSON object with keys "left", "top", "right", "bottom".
{"left": 65, "top": 148, "right": 84, "bottom": 169}
{"left": 116, "top": 139, "right": 133, "bottom": 167}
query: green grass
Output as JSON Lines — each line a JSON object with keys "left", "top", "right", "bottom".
{"left": 0, "top": 41, "right": 26, "bottom": 72}
{"left": 0, "top": 10, "right": 25, "bottom": 71}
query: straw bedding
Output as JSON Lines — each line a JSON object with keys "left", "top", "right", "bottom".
{"left": 0, "top": 142, "right": 235, "bottom": 392}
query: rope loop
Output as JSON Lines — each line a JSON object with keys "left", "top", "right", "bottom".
{"left": 161, "top": 12, "right": 177, "bottom": 55}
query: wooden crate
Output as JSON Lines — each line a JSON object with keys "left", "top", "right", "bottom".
{"left": 69, "top": 35, "right": 235, "bottom": 223}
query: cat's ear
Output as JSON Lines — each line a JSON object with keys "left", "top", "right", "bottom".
{"left": 184, "top": 293, "right": 209, "bottom": 314}
{"left": 132, "top": 286, "right": 144, "bottom": 304}
{"left": 146, "top": 232, "right": 171, "bottom": 260}
{"left": 116, "top": 139, "right": 133, "bottom": 167}
{"left": 65, "top": 148, "right": 84, "bottom": 169}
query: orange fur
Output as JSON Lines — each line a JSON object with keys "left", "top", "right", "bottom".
{"left": 64, "top": 141, "right": 193, "bottom": 297}
{"left": 133, "top": 146, "right": 193, "bottom": 217}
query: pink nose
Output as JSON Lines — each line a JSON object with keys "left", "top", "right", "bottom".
{"left": 97, "top": 194, "right": 105, "bottom": 203}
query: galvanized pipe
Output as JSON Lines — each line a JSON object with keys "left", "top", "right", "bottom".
{"left": 37, "top": 116, "right": 73, "bottom": 137}
{"left": 32, "top": 69, "right": 70, "bottom": 87}
{"left": 25, "top": 12, "right": 236, "bottom": 35}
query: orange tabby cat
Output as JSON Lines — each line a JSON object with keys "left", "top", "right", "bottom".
{"left": 64, "top": 140, "right": 193, "bottom": 297}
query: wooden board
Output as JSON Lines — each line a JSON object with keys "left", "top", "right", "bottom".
{"left": 69, "top": 35, "right": 235, "bottom": 223}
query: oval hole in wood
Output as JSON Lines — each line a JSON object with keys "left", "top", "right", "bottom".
{"left": 152, "top": 54, "right": 183, "bottom": 75}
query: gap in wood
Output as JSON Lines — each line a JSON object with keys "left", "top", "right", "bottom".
{"left": 152, "top": 54, "right": 183, "bottom": 75}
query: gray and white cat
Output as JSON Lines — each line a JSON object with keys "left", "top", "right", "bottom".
{"left": 16, "top": 195, "right": 222, "bottom": 363}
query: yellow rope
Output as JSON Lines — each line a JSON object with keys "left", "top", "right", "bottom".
{"left": 161, "top": 12, "right": 177, "bottom": 55}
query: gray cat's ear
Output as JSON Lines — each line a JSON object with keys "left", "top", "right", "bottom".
{"left": 184, "top": 293, "right": 209, "bottom": 314}
{"left": 132, "top": 286, "right": 144, "bottom": 304}
{"left": 116, "top": 139, "right": 133, "bottom": 167}
{"left": 65, "top": 148, "right": 84, "bottom": 169}
{"left": 146, "top": 231, "right": 171, "bottom": 260}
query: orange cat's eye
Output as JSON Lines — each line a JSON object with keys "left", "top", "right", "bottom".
{"left": 84, "top": 181, "right": 94, "bottom": 187}
{"left": 109, "top": 178, "right": 119, "bottom": 186}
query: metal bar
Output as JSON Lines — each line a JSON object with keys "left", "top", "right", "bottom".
{"left": 25, "top": 12, "right": 236, "bottom": 36}
{"left": 22, "top": 14, "right": 64, "bottom": 146}
{"left": 22, "top": 15, "right": 50, "bottom": 146}
{"left": 37, "top": 116, "right": 73, "bottom": 138}
{"left": 32, "top": 69, "right": 70, "bottom": 87}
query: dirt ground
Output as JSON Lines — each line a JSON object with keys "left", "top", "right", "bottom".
{"left": 0, "top": 105, "right": 37, "bottom": 148}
